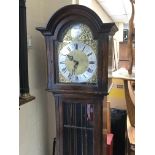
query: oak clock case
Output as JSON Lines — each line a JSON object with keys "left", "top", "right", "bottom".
{"left": 37, "top": 4, "right": 118, "bottom": 155}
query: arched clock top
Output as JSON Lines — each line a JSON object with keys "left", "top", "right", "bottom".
{"left": 48, "top": 5, "right": 103, "bottom": 34}
{"left": 36, "top": 5, "right": 112, "bottom": 38}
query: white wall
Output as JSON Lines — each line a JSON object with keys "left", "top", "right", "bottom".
{"left": 19, "top": 1, "right": 72, "bottom": 155}
{"left": 114, "top": 22, "right": 124, "bottom": 42}
{"left": 78, "top": 0, "right": 113, "bottom": 23}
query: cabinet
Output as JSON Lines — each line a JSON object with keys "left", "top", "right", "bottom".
{"left": 119, "top": 42, "right": 129, "bottom": 69}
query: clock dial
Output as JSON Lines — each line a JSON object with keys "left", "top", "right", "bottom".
{"left": 57, "top": 23, "right": 98, "bottom": 83}
{"left": 59, "top": 42, "right": 97, "bottom": 83}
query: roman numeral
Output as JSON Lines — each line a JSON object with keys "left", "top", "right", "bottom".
{"left": 74, "top": 43, "right": 78, "bottom": 50}
{"left": 60, "top": 61, "right": 65, "bottom": 64}
{"left": 89, "top": 61, "right": 95, "bottom": 64}
{"left": 75, "top": 76, "right": 79, "bottom": 81}
{"left": 87, "top": 68, "right": 93, "bottom": 73}
{"left": 67, "top": 47, "right": 71, "bottom": 52}
{"left": 87, "top": 52, "right": 92, "bottom": 57}
{"left": 83, "top": 74, "right": 87, "bottom": 78}
{"left": 62, "top": 67, "right": 67, "bottom": 73}
{"left": 68, "top": 73, "right": 72, "bottom": 80}
{"left": 82, "top": 46, "right": 86, "bottom": 52}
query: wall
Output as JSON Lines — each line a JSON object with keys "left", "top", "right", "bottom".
{"left": 114, "top": 22, "right": 124, "bottom": 42}
{"left": 19, "top": 1, "right": 72, "bottom": 155}
{"left": 78, "top": 0, "right": 113, "bottom": 23}
{"left": 107, "top": 79, "right": 127, "bottom": 110}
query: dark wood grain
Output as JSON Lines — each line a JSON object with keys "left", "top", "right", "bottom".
{"left": 37, "top": 4, "right": 118, "bottom": 155}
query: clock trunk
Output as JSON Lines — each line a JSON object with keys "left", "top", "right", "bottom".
{"left": 36, "top": 4, "right": 118, "bottom": 155}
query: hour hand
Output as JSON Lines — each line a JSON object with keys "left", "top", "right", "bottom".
{"left": 73, "top": 60, "right": 79, "bottom": 69}
{"left": 72, "top": 60, "right": 79, "bottom": 75}
{"left": 66, "top": 55, "right": 73, "bottom": 61}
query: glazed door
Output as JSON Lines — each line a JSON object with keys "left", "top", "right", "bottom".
{"left": 55, "top": 96, "right": 103, "bottom": 155}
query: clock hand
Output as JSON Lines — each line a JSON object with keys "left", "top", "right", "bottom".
{"left": 66, "top": 54, "right": 79, "bottom": 74}
{"left": 73, "top": 60, "right": 79, "bottom": 69}
{"left": 66, "top": 54, "right": 73, "bottom": 61}
{"left": 66, "top": 55, "right": 79, "bottom": 67}
{"left": 72, "top": 60, "right": 79, "bottom": 75}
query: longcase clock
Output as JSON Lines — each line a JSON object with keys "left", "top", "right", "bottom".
{"left": 37, "top": 5, "right": 118, "bottom": 155}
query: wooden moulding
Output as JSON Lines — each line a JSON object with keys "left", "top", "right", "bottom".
{"left": 124, "top": 80, "right": 135, "bottom": 127}
{"left": 19, "top": 93, "right": 35, "bottom": 106}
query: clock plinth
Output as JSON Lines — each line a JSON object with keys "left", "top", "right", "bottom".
{"left": 37, "top": 4, "right": 118, "bottom": 155}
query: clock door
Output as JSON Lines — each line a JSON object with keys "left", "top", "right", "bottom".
{"left": 55, "top": 96, "right": 103, "bottom": 155}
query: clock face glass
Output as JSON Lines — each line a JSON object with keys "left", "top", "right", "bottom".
{"left": 57, "top": 23, "right": 98, "bottom": 84}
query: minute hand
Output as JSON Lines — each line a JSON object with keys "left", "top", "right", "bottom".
{"left": 73, "top": 60, "right": 79, "bottom": 68}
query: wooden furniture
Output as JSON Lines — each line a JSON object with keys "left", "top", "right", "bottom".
{"left": 103, "top": 101, "right": 114, "bottom": 155}
{"left": 124, "top": 80, "right": 135, "bottom": 155}
{"left": 124, "top": 80, "right": 135, "bottom": 127}
{"left": 119, "top": 42, "right": 129, "bottom": 69}
{"left": 119, "top": 0, "right": 135, "bottom": 74}
{"left": 19, "top": 0, "right": 35, "bottom": 105}
{"left": 37, "top": 5, "right": 118, "bottom": 155}
{"left": 127, "top": 116, "right": 135, "bottom": 155}
{"left": 127, "top": 0, "right": 135, "bottom": 74}
{"left": 122, "top": 1, "right": 135, "bottom": 150}
{"left": 111, "top": 68, "right": 135, "bottom": 155}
